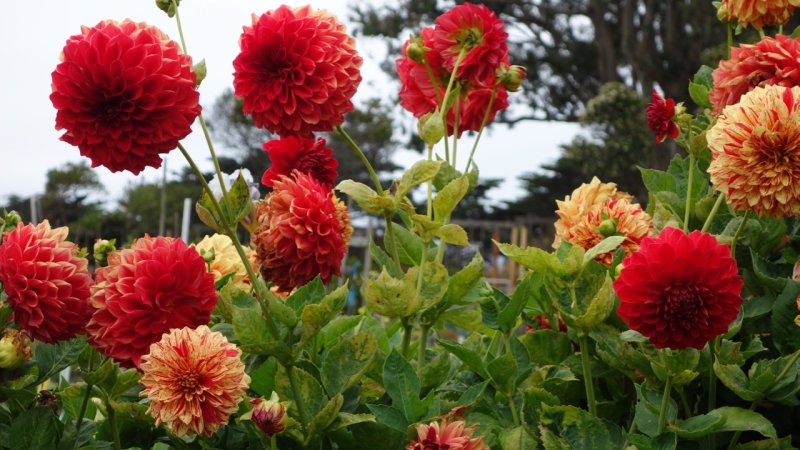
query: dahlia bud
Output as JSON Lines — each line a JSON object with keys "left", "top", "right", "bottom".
{"left": 244, "top": 392, "right": 287, "bottom": 437}
{"left": 0, "top": 329, "right": 32, "bottom": 370}
{"left": 614, "top": 263, "right": 624, "bottom": 279}
{"left": 596, "top": 218, "right": 618, "bottom": 238}
{"left": 198, "top": 247, "right": 216, "bottom": 266}
{"left": 156, "top": 0, "right": 180, "bottom": 17}
{"left": 92, "top": 239, "right": 116, "bottom": 267}
{"left": 406, "top": 40, "right": 426, "bottom": 64}
{"left": 499, "top": 65, "right": 527, "bottom": 93}
{"left": 715, "top": 2, "right": 731, "bottom": 22}
{"left": 1, "top": 210, "right": 21, "bottom": 234}
{"left": 419, "top": 111, "right": 446, "bottom": 146}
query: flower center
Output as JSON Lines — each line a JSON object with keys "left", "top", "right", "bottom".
{"left": 177, "top": 372, "right": 202, "bottom": 395}
{"left": 456, "top": 27, "right": 483, "bottom": 49}
{"left": 750, "top": 121, "right": 800, "bottom": 170}
{"left": 659, "top": 284, "right": 709, "bottom": 322}
{"left": 257, "top": 47, "right": 294, "bottom": 81}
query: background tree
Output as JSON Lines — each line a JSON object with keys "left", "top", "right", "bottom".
{"left": 38, "top": 162, "right": 106, "bottom": 247}
{"left": 501, "top": 82, "right": 656, "bottom": 218}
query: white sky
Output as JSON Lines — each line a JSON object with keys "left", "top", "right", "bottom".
{"left": 0, "top": 0, "right": 577, "bottom": 210}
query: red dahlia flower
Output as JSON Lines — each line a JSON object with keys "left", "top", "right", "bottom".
{"left": 710, "top": 35, "right": 800, "bottom": 114}
{"left": 397, "top": 28, "right": 509, "bottom": 137}
{"left": 233, "top": 5, "right": 362, "bottom": 136}
{"left": 0, "top": 221, "right": 92, "bottom": 343}
{"left": 50, "top": 20, "right": 200, "bottom": 174}
{"left": 261, "top": 136, "right": 338, "bottom": 189}
{"left": 87, "top": 236, "right": 217, "bottom": 368}
{"left": 253, "top": 172, "right": 352, "bottom": 292}
{"left": 646, "top": 90, "right": 680, "bottom": 143}
{"left": 433, "top": 2, "right": 509, "bottom": 84}
{"left": 140, "top": 326, "right": 250, "bottom": 437}
{"left": 613, "top": 228, "right": 743, "bottom": 350}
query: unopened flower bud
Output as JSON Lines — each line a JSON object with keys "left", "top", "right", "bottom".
{"left": 92, "top": 239, "right": 116, "bottom": 267}
{"left": 716, "top": 2, "right": 730, "bottom": 22}
{"left": 1, "top": 210, "right": 22, "bottom": 234}
{"left": 406, "top": 41, "right": 426, "bottom": 63}
{"left": 419, "top": 111, "right": 446, "bottom": 146}
{"left": 499, "top": 65, "right": 527, "bottom": 93}
{"left": 0, "top": 329, "right": 32, "bottom": 370}
{"left": 244, "top": 392, "right": 287, "bottom": 437}
{"left": 596, "top": 219, "right": 617, "bottom": 238}
{"left": 199, "top": 247, "right": 216, "bottom": 265}
{"left": 614, "top": 263, "right": 624, "bottom": 279}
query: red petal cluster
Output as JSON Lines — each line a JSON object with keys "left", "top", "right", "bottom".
{"left": 646, "top": 90, "right": 679, "bottom": 143}
{"left": 87, "top": 236, "right": 217, "bottom": 368}
{"left": 0, "top": 221, "right": 92, "bottom": 343}
{"left": 710, "top": 35, "right": 800, "bottom": 114}
{"left": 396, "top": 27, "right": 509, "bottom": 137}
{"left": 233, "top": 5, "right": 362, "bottom": 136}
{"left": 433, "top": 2, "right": 509, "bottom": 83}
{"left": 261, "top": 136, "right": 338, "bottom": 189}
{"left": 613, "top": 228, "right": 743, "bottom": 350}
{"left": 253, "top": 172, "right": 352, "bottom": 292}
{"left": 50, "top": 20, "right": 200, "bottom": 174}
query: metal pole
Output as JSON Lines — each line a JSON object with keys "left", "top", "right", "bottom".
{"left": 30, "top": 195, "right": 38, "bottom": 224}
{"left": 180, "top": 197, "right": 192, "bottom": 243}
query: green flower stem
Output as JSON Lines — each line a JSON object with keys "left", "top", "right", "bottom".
{"left": 451, "top": 96, "right": 460, "bottom": 167}
{"left": 418, "top": 324, "right": 430, "bottom": 370}
{"left": 426, "top": 144, "right": 434, "bottom": 218}
{"left": 177, "top": 142, "right": 281, "bottom": 340}
{"left": 728, "top": 350, "right": 800, "bottom": 449}
{"left": 578, "top": 334, "right": 598, "bottom": 417}
{"left": 464, "top": 83, "right": 499, "bottom": 173}
{"left": 727, "top": 24, "right": 733, "bottom": 59}
{"left": 384, "top": 212, "right": 402, "bottom": 269}
{"left": 657, "top": 373, "right": 673, "bottom": 435}
{"left": 335, "top": 126, "right": 383, "bottom": 195}
{"left": 508, "top": 390, "right": 522, "bottom": 426}
{"left": 171, "top": 0, "right": 228, "bottom": 198}
{"left": 271, "top": 435, "right": 277, "bottom": 450}
{"left": 701, "top": 193, "right": 726, "bottom": 233}
{"left": 106, "top": 400, "right": 122, "bottom": 450}
{"left": 683, "top": 151, "right": 695, "bottom": 232}
{"left": 730, "top": 210, "right": 751, "bottom": 256}
{"left": 288, "top": 365, "right": 310, "bottom": 428}
{"left": 705, "top": 336, "right": 720, "bottom": 449}
{"left": 401, "top": 319, "right": 413, "bottom": 357}
{"left": 74, "top": 383, "right": 93, "bottom": 438}
{"left": 439, "top": 48, "right": 467, "bottom": 164}
{"left": 422, "top": 58, "right": 444, "bottom": 105}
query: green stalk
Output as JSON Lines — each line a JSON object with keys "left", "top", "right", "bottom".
{"left": 288, "top": 366, "right": 310, "bottom": 428}
{"left": 464, "top": 83, "right": 499, "bottom": 173}
{"left": 730, "top": 210, "right": 751, "bottom": 256}
{"left": 451, "top": 95, "right": 460, "bottom": 167}
{"left": 418, "top": 324, "right": 430, "bottom": 370}
{"left": 401, "top": 319, "right": 413, "bottom": 357}
{"left": 171, "top": 0, "right": 228, "bottom": 198}
{"left": 107, "top": 401, "right": 122, "bottom": 450}
{"left": 701, "top": 193, "right": 726, "bottom": 233}
{"left": 335, "top": 126, "right": 383, "bottom": 195}
{"left": 271, "top": 435, "right": 277, "bottom": 450}
{"left": 74, "top": 384, "right": 93, "bottom": 438}
{"left": 384, "top": 213, "right": 402, "bottom": 269}
{"left": 578, "top": 334, "right": 598, "bottom": 417}
{"left": 683, "top": 151, "right": 695, "bottom": 232}
{"left": 426, "top": 144, "right": 434, "bottom": 217}
{"left": 657, "top": 374, "right": 673, "bottom": 435}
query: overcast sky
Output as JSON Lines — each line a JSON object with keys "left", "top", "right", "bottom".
{"left": 0, "top": 0, "right": 578, "bottom": 211}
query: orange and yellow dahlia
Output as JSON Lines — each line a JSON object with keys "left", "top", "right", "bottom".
{"left": 407, "top": 418, "right": 489, "bottom": 450}
{"left": 707, "top": 85, "right": 800, "bottom": 217}
{"left": 140, "top": 326, "right": 250, "bottom": 437}
{"left": 554, "top": 178, "right": 653, "bottom": 265}
{"left": 720, "top": 0, "right": 800, "bottom": 30}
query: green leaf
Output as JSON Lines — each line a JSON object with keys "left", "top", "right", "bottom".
{"left": 382, "top": 350, "right": 423, "bottom": 422}
{"left": 249, "top": 358, "right": 278, "bottom": 396}
{"left": 363, "top": 268, "right": 417, "bottom": 318}
{"left": 714, "top": 361, "right": 760, "bottom": 402}
{"left": 540, "top": 404, "right": 624, "bottom": 449}
{"left": 223, "top": 171, "right": 255, "bottom": 224}
{"left": 771, "top": 281, "right": 800, "bottom": 355}
{"left": 0, "top": 305, "right": 12, "bottom": 328}
{"left": 635, "top": 383, "right": 677, "bottom": 437}
{"left": 734, "top": 436, "right": 796, "bottom": 449}
{"left": 108, "top": 368, "right": 141, "bottom": 399}
{"left": 285, "top": 276, "right": 326, "bottom": 314}
{"left": 457, "top": 380, "right": 489, "bottom": 407}
{"left": 390, "top": 222, "right": 424, "bottom": 266}
{"left": 499, "top": 426, "right": 537, "bottom": 450}
{"left": 369, "top": 239, "right": 402, "bottom": 277}
{"left": 488, "top": 352, "right": 517, "bottom": 392}
{"left": 669, "top": 411, "right": 725, "bottom": 438}
{"left": 232, "top": 294, "right": 290, "bottom": 359}
{"left": 567, "top": 272, "right": 616, "bottom": 331}
{"left": 712, "top": 406, "right": 777, "bottom": 439}
{"left": 433, "top": 175, "right": 469, "bottom": 220}
{"left": 365, "top": 404, "right": 408, "bottom": 432}
{"left": 436, "top": 223, "right": 470, "bottom": 246}
{"left": 299, "top": 284, "right": 348, "bottom": 348}
{"left": 9, "top": 407, "right": 62, "bottom": 450}
{"left": 519, "top": 329, "right": 572, "bottom": 365}
{"left": 336, "top": 180, "right": 386, "bottom": 215}
{"left": 327, "top": 412, "right": 376, "bottom": 433}
{"left": 409, "top": 261, "right": 449, "bottom": 312}
{"left": 444, "top": 252, "right": 486, "bottom": 306}
{"left": 437, "top": 339, "right": 489, "bottom": 379}
{"left": 497, "top": 272, "right": 536, "bottom": 333}
{"left": 276, "top": 365, "right": 326, "bottom": 426}
{"left": 321, "top": 332, "right": 377, "bottom": 395}
{"left": 495, "top": 241, "right": 561, "bottom": 275}
{"left": 306, "top": 394, "right": 344, "bottom": 439}
{"left": 319, "top": 315, "right": 362, "bottom": 349}
{"left": 688, "top": 66, "right": 713, "bottom": 109}
{"left": 195, "top": 200, "right": 222, "bottom": 232}
{"left": 397, "top": 160, "right": 444, "bottom": 198}
{"left": 33, "top": 336, "right": 88, "bottom": 384}
{"left": 583, "top": 235, "right": 626, "bottom": 264}
{"left": 192, "top": 58, "right": 207, "bottom": 86}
